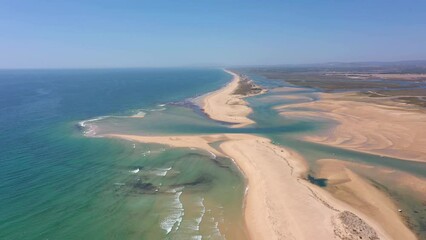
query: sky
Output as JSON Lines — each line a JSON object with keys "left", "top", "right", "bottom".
{"left": 1, "top": 0, "right": 426, "bottom": 68}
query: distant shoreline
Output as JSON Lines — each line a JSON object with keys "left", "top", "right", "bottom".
{"left": 198, "top": 70, "right": 256, "bottom": 128}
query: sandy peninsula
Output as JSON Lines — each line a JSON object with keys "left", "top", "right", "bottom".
{"left": 198, "top": 70, "right": 256, "bottom": 128}
{"left": 102, "top": 70, "right": 416, "bottom": 240}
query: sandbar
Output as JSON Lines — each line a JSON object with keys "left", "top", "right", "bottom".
{"left": 277, "top": 91, "right": 426, "bottom": 162}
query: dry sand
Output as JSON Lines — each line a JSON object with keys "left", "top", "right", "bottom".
{"left": 199, "top": 70, "right": 255, "bottom": 128}
{"left": 219, "top": 138, "right": 393, "bottom": 240}
{"left": 106, "top": 133, "right": 238, "bottom": 158}
{"left": 277, "top": 91, "right": 426, "bottom": 162}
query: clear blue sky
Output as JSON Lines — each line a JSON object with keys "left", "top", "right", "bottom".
{"left": 1, "top": 0, "right": 426, "bottom": 68}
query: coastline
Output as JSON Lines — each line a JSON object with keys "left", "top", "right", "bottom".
{"left": 101, "top": 69, "right": 417, "bottom": 239}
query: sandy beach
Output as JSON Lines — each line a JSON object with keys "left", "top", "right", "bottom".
{"left": 101, "top": 70, "right": 419, "bottom": 239}
{"left": 199, "top": 70, "right": 255, "bottom": 128}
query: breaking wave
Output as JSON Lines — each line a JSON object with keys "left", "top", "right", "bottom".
{"left": 160, "top": 191, "right": 184, "bottom": 235}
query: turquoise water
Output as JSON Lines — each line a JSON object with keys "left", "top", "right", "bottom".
{"left": 0, "top": 68, "right": 247, "bottom": 239}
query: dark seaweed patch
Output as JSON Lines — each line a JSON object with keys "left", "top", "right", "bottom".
{"left": 130, "top": 166, "right": 145, "bottom": 170}
{"left": 307, "top": 174, "right": 328, "bottom": 187}
{"left": 171, "top": 175, "right": 212, "bottom": 188}
{"left": 175, "top": 152, "right": 207, "bottom": 161}
{"left": 211, "top": 157, "right": 230, "bottom": 169}
{"left": 131, "top": 179, "right": 159, "bottom": 194}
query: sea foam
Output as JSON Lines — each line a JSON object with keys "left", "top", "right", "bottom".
{"left": 190, "top": 197, "right": 205, "bottom": 232}
{"left": 149, "top": 107, "right": 166, "bottom": 112}
{"left": 160, "top": 191, "right": 184, "bottom": 235}
{"left": 131, "top": 110, "right": 146, "bottom": 118}
{"left": 207, "top": 151, "right": 217, "bottom": 159}
{"left": 150, "top": 167, "right": 172, "bottom": 176}
{"left": 78, "top": 116, "right": 109, "bottom": 136}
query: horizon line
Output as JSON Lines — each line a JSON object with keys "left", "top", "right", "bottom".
{"left": 1, "top": 59, "right": 426, "bottom": 70}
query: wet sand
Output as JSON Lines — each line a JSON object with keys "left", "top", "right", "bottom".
{"left": 277, "top": 91, "right": 426, "bottom": 162}
{"left": 316, "top": 159, "right": 417, "bottom": 240}
{"left": 103, "top": 70, "right": 414, "bottom": 239}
